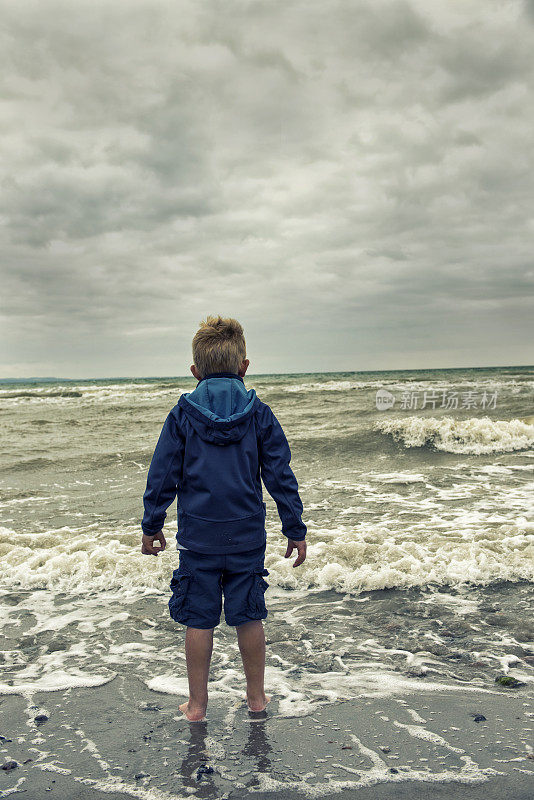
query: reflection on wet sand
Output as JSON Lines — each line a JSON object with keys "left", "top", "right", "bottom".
{"left": 178, "top": 710, "right": 273, "bottom": 796}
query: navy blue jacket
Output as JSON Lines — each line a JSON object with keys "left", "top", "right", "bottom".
{"left": 141, "top": 372, "right": 306, "bottom": 553}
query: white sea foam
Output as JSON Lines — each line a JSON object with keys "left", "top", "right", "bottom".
{"left": 280, "top": 378, "right": 533, "bottom": 394}
{"left": 375, "top": 416, "right": 534, "bottom": 454}
{"left": 0, "top": 524, "right": 168, "bottom": 595}
{"left": 0, "top": 382, "right": 189, "bottom": 406}
{"left": 364, "top": 471, "right": 428, "bottom": 484}
{"left": 0, "top": 670, "right": 114, "bottom": 697}
{"left": 283, "top": 380, "right": 374, "bottom": 392}
{"left": 148, "top": 666, "right": 499, "bottom": 719}
{"left": 1, "top": 506, "right": 533, "bottom": 596}
{"left": 0, "top": 580, "right": 530, "bottom": 715}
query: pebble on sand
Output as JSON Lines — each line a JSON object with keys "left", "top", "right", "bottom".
{"left": 495, "top": 675, "right": 527, "bottom": 688}
{"left": 196, "top": 765, "right": 215, "bottom": 780}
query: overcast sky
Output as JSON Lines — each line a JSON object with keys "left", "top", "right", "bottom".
{"left": 1, "top": 0, "right": 533, "bottom": 379}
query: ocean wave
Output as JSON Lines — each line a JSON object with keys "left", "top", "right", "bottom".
{"left": 0, "top": 383, "right": 189, "bottom": 406}
{"left": 270, "top": 518, "right": 534, "bottom": 593}
{"left": 0, "top": 456, "right": 55, "bottom": 474}
{"left": 282, "top": 380, "right": 373, "bottom": 392}
{"left": 1, "top": 514, "right": 533, "bottom": 596}
{"left": 375, "top": 416, "right": 534, "bottom": 454}
{"left": 279, "top": 378, "right": 534, "bottom": 394}
{"left": 0, "top": 389, "right": 83, "bottom": 399}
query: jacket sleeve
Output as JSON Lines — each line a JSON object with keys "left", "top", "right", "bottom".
{"left": 141, "top": 411, "right": 184, "bottom": 536}
{"left": 258, "top": 406, "right": 307, "bottom": 541}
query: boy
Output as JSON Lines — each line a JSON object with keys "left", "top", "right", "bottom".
{"left": 141, "top": 315, "right": 307, "bottom": 721}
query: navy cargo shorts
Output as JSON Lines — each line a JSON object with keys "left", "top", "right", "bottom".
{"left": 168, "top": 542, "right": 270, "bottom": 629}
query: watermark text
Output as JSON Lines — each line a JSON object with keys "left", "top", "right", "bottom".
{"left": 376, "top": 388, "right": 498, "bottom": 411}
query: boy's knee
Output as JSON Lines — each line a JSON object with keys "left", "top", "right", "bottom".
{"left": 235, "top": 619, "right": 264, "bottom": 630}
{"left": 186, "top": 624, "right": 216, "bottom": 631}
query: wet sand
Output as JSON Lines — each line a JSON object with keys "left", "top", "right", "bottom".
{"left": 1, "top": 672, "right": 532, "bottom": 800}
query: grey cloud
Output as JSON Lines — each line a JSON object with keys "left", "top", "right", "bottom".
{"left": 0, "top": 0, "right": 533, "bottom": 377}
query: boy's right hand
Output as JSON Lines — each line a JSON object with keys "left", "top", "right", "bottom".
{"left": 284, "top": 538, "right": 306, "bottom": 567}
{"left": 141, "top": 531, "right": 166, "bottom": 556}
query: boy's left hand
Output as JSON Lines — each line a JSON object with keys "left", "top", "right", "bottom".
{"left": 141, "top": 531, "right": 167, "bottom": 556}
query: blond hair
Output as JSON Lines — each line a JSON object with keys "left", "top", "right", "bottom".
{"left": 192, "top": 315, "right": 246, "bottom": 378}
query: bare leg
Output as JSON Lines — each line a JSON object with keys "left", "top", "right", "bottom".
{"left": 179, "top": 626, "right": 214, "bottom": 721}
{"left": 236, "top": 620, "right": 271, "bottom": 712}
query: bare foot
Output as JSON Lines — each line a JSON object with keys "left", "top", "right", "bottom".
{"left": 179, "top": 700, "right": 207, "bottom": 722}
{"left": 246, "top": 693, "right": 271, "bottom": 713}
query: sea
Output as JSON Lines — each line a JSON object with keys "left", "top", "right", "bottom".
{"left": 1, "top": 367, "right": 533, "bottom": 716}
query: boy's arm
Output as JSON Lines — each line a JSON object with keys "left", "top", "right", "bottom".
{"left": 141, "top": 411, "right": 184, "bottom": 537}
{"left": 258, "top": 405, "right": 307, "bottom": 542}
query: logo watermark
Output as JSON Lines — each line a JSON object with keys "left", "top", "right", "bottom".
{"left": 376, "top": 388, "right": 498, "bottom": 411}
{"left": 375, "top": 389, "right": 396, "bottom": 410}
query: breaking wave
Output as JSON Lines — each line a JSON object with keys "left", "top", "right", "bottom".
{"left": 0, "top": 389, "right": 83, "bottom": 399}
{"left": 375, "top": 416, "right": 534, "bottom": 455}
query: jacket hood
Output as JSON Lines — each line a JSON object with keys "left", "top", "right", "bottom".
{"left": 178, "top": 372, "right": 258, "bottom": 445}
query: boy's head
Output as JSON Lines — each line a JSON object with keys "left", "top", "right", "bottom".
{"left": 191, "top": 315, "right": 249, "bottom": 380}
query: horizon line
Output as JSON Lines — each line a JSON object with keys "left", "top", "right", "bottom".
{"left": 0, "top": 363, "right": 532, "bottom": 382}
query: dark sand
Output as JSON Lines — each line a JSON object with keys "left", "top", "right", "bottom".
{"left": 0, "top": 673, "right": 533, "bottom": 800}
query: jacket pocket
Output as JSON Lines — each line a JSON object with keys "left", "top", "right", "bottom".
{"left": 178, "top": 506, "right": 266, "bottom": 551}
{"left": 168, "top": 569, "right": 192, "bottom": 621}
{"left": 246, "top": 567, "right": 269, "bottom": 617}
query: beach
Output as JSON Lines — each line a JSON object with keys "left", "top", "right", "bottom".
{"left": 0, "top": 601, "right": 533, "bottom": 800}
{"left": 1, "top": 368, "right": 533, "bottom": 797}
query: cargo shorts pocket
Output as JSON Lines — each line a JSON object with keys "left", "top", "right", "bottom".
{"left": 168, "top": 569, "right": 192, "bottom": 621}
{"left": 246, "top": 567, "right": 269, "bottom": 617}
